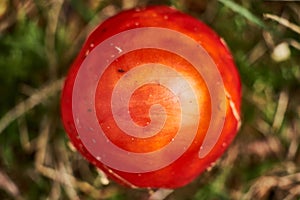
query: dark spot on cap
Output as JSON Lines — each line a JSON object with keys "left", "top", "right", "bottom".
{"left": 118, "top": 68, "right": 126, "bottom": 73}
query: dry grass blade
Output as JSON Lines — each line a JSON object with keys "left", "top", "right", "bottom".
{"left": 247, "top": 40, "right": 268, "bottom": 65}
{"left": 286, "top": 120, "right": 299, "bottom": 160}
{"left": 36, "top": 164, "right": 104, "bottom": 199}
{"left": 0, "top": 0, "right": 36, "bottom": 32}
{"left": 122, "top": 0, "right": 138, "bottom": 9}
{"left": 272, "top": 90, "right": 289, "bottom": 132}
{"left": 148, "top": 189, "right": 174, "bottom": 200}
{"left": 247, "top": 136, "right": 283, "bottom": 159}
{"left": 245, "top": 172, "right": 300, "bottom": 200}
{"left": 287, "top": 39, "right": 300, "bottom": 51}
{"left": 56, "top": 139, "right": 79, "bottom": 200}
{"left": 45, "top": 0, "right": 64, "bottom": 79}
{"left": 264, "top": 13, "right": 300, "bottom": 35}
{"left": 284, "top": 185, "right": 300, "bottom": 200}
{"left": 17, "top": 116, "right": 32, "bottom": 152}
{"left": 0, "top": 170, "right": 23, "bottom": 200}
{"left": 34, "top": 118, "right": 110, "bottom": 199}
{"left": 0, "top": 78, "right": 64, "bottom": 134}
{"left": 63, "top": 5, "right": 118, "bottom": 62}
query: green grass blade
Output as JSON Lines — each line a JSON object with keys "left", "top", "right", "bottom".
{"left": 218, "top": 0, "right": 265, "bottom": 28}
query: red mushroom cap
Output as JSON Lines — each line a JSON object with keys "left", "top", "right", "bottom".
{"left": 61, "top": 6, "right": 241, "bottom": 189}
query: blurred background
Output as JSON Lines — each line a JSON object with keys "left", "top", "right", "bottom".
{"left": 0, "top": 0, "right": 299, "bottom": 199}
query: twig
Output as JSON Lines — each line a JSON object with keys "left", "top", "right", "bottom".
{"left": 0, "top": 77, "right": 64, "bottom": 134}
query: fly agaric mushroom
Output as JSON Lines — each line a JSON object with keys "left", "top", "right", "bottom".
{"left": 61, "top": 6, "right": 241, "bottom": 189}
